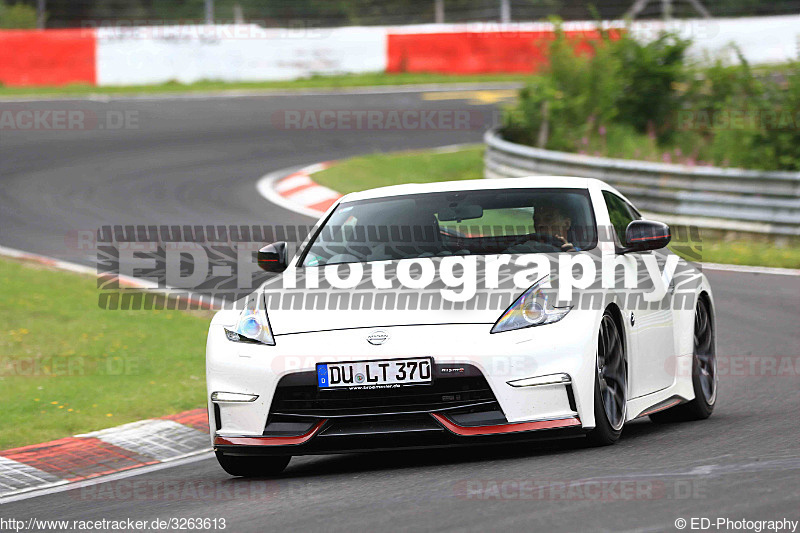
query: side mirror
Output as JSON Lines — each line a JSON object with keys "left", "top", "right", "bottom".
{"left": 257, "top": 241, "right": 288, "bottom": 273}
{"left": 623, "top": 220, "right": 671, "bottom": 253}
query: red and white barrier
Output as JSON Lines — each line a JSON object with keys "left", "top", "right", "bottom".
{"left": 0, "top": 16, "right": 798, "bottom": 87}
{"left": 0, "top": 28, "right": 96, "bottom": 86}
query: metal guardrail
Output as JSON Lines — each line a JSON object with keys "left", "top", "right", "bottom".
{"left": 484, "top": 129, "right": 800, "bottom": 236}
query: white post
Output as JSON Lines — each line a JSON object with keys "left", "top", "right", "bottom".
{"left": 205, "top": 0, "right": 214, "bottom": 24}
{"left": 435, "top": 0, "right": 444, "bottom": 24}
{"left": 500, "top": 0, "right": 511, "bottom": 23}
{"left": 661, "top": 0, "right": 672, "bottom": 20}
{"left": 627, "top": 0, "right": 650, "bottom": 19}
{"left": 628, "top": 0, "right": 711, "bottom": 19}
{"left": 686, "top": 0, "right": 712, "bottom": 18}
{"left": 36, "top": 0, "right": 46, "bottom": 29}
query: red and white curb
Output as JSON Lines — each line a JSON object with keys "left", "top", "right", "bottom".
{"left": 0, "top": 409, "right": 210, "bottom": 501}
{"left": 0, "top": 247, "right": 220, "bottom": 500}
{"left": 256, "top": 162, "right": 342, "bottom": 219}
{"left": 0, "top": 247, "right": 220, "bottom": 502}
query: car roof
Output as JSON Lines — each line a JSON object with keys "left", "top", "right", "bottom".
{"left": 341, "top": 176, "right": 597, "bottom": 202}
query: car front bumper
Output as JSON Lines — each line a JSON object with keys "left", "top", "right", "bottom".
{"left": 206, "top": 309, "right": 601, "bottom": 453}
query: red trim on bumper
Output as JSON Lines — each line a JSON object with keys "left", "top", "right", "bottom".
{"left": 431, "top": 413, "right": 580, "bottom": 436}
{"left": 213, "top": 420, "right": 326, "bottom": 446}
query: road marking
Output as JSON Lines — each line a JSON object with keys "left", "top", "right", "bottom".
{"left": 0, "top": 82, "right": 525, "bottom": 103}
{"left": 421, "top": 89, "right": 518, "bottom": 104}
{"left": 700, "top": 262, "right": 800, "bottom": 276}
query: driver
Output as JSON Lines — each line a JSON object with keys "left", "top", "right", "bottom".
{"left": 534, "top": 205, "right": 578, "bottom": 252}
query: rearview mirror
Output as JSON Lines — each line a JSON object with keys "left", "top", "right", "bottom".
{"left": 623, "top": 220, "right": 671, "bottom": 253}
{"left": 257, "top": 241, "right": 288, "bottom": 273}
{"left": 438, "top": 204, "right": 483, "bottom": 222}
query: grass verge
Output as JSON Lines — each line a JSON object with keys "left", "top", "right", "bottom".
{"left": 312, "top": 147, "right": 800, "bottom": 268}
{"left": 0, "top": 72, "right": 527, "bottom": 98}
{"left": 0, "top": 257, "right": 210, "bottom": 449}
{"left": 314, "top": 145, "right": 485, "bottom": 194}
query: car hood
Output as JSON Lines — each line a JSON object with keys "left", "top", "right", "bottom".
{"left": 261, "top": 258, "right": 529, "bottom": 335}
{"left": 257, "top": 249, "right": 684, "bottom": 335}
{"left": 267, "top": 301, "right": 503, "bottom": 336}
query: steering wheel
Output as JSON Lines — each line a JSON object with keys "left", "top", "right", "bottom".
{"left": 508, "top": 233, "right": 565, "bottom": 252}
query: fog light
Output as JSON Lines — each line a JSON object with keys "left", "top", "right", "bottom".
{"left": 507, "top": 373, "right": 571, "bottom": 387}
{"left": 211, "top": 391, "right": 258, "bottom": 403}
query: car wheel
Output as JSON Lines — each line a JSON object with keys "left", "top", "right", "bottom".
{"left": 587, "top": 310, "right": 627, "bottom": 446}
{"left": 651, "top": 296, "right": 716, "bottom": 423}
{"left": 215, "top": 451, "right": 291, "bottom": 477}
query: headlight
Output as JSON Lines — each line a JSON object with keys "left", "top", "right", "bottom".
{"left": 491, "top": 276, "right": 571, "bottom": 334}
{"left": 224, "top": 291, "right": 275, "bottom": 345}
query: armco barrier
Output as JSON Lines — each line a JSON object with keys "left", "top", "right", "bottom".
{"left": 484, "top": 129, "right": 800, "bottom": 236}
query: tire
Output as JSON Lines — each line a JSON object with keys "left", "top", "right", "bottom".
{"left": 215, "top": 451, "right": 291, "bottom": 477}
{"left": 650, "top": 296, "right": 717, "bottom": 423}
{"left": 587, "top": 310, "right": 627, "bottom": 446}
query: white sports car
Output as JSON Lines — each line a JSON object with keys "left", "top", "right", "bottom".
{"left": 207, "top": 176, "right": 717, "bottom": 477}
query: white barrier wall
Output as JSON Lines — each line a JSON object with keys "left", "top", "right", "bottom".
{"left": 628, "top": 15, "right": 800, "bottom": 65}
{"left": 94, "top": 16, "right": 799, "bottom": 87}
{"left": 96, "top": 25, "right": 388, "bottom": 86}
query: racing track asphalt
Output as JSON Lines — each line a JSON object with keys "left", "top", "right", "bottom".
{"left": 0, "top": 90, "right": 798, "bottom": 531}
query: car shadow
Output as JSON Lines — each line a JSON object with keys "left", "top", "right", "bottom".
{"left": 225, "top": 418, "right": 676, "bottom": 482}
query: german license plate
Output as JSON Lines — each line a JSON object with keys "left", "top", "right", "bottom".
{"left": 317, "top": 357, "right": 433, "bottom": 389}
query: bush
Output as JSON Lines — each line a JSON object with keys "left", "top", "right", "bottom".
{"left": 502, "top": 23, "right": 800, "bottom": 171}
{"left": 614, "top": 32, "right": 691, "bottom": 143}
{"left": 0, "top": 2, "right": 38, "bottom": 28}
{"left": 504, "top": 25, "right": 690, "bottom": 150}
{"left": 705, "top": 64, "right": 800, "bottom": 171}
{"left": 503, "top": 25, "right": 627, "bottom": 152}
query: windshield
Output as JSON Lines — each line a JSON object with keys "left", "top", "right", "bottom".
{"left": 300, "top": 188, "right": 597, "bottom": 266}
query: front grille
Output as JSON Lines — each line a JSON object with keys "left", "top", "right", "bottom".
{"left": 269, "top": 364, "right": 498, "bottom": 417}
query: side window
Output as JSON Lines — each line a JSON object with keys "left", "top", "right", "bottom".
{"left": 602, "top": 191, "right": 638, "bottom": 244}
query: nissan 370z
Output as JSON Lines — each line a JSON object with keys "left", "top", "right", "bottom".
{"left": 206, "top": 177, "right": 717, "bottom": 477}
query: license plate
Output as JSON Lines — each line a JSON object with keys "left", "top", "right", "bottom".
{"left": 317, "top": 357, "right": 433, "bottom": 389}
